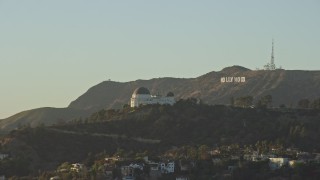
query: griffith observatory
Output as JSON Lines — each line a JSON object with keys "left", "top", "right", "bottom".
{"left": 130, "top": 87, "right": 175, "bottom": 107}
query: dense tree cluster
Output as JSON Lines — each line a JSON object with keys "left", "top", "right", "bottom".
{"left": 298, "top": 98, "right": 320, "bottom": 109}
{"left": 2, "top": 99, "right": 320, "bottom": 179}
{"left": 54, "top": 99, "right": 320, "bottom": 151}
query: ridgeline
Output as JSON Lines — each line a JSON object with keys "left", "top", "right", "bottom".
{"left": 2, "top": 66, "right": 320, "bottom": 133}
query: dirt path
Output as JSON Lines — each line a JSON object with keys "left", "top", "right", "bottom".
{"left": 48, "top": 128, "right": 161, "bottom": 144}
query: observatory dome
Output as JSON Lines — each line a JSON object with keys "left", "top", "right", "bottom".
{"left": 132, "top": 87, "right": 150, "bottom": 95}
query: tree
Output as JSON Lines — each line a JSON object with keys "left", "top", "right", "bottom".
{"left": 310, "top": 98, "right": 320, "bottom": 109}
{"left": 123, "top": 104, "right": 130, "bottom": 109}
{"left": 256, "top": 95, "right": 272, "bottom": 108}
{"left": 198, "top": 145, "right": 209, "bottom": 160}
{"left": 106, "top": 109, "right": 116, "bottom": 119}
{"left": 235, "top": 96, "right": 253, "bottom": 108}
{"left": 57, "top": 162, "right": 71, "bottom": 171}
{"left": 279, "top": 104, "right": 286, "bottom": 108}
{"left": 230, "top": 97, "right": 235, "bottom": 107}
{"left": 255, "top": 140, "right": 269, "bottom": 154}
{"left": 187, "top": 146, "right": 198, "bottom": 160}
{"left": 114, "top": 148, "right": 125, "bottom": 158}
{"left": 297, "top": 99, "right": 310, "bottom": 109}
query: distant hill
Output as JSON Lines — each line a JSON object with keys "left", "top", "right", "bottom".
{"left": 1, "top": 65, "right": 320, "bottom": 133}
{"left": 0, "top": 108, "right": 91, "bottom": 133}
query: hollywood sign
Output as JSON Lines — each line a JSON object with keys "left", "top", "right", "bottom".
{"left": 221, "top": 77, "right": 246, "bottom": 83}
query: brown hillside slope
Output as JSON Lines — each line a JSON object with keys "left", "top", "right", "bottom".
{"left": 69, "top": 66, "right": 320, "bottom": 110}
{"left": 1, "top": 66, "right": 320, "bottom": 133}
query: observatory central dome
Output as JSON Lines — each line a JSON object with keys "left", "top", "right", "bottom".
{"left": 133, "top": 87, "right": 150, "bottom": 95}
{"left": 130, "top": 87, "right": 175, "bottom": 107}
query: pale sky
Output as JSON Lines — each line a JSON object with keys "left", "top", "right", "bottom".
{"left": 0, "top": 0, "right": 319, "bottom": 118}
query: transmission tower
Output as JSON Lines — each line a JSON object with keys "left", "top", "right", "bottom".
{"left": 270, "top": 39, "right": 276, "bottom": 70}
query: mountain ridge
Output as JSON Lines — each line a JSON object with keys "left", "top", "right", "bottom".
{"left": 1, "top": 65, "right": 320, "bottom": 133}
{"left": 0, "top": 107, "right": 91, "bottom": 133}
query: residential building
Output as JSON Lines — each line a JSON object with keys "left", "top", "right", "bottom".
{"left": 0, "top": 153, "right": 8, "bottom": 160}
{"left": 70, "top": 163, "right": 85, "bottom": 173}
{"left": 129, "top": 163, "right": 143, "bottom": 171}
{"left": 49, "top": 176, "right": 60, "bottom": 180}
{"left": 176, "top": 176, "right": 189, "bottom": 180}
{"left": 269, "top": 158, "right": 289, "bottom": 170}
{"left": 244, "top": 153, "right": 275, "bottom": 162}
{"left": 121, "top": 166, "right": 134, "bottom": 178}
{"left": 212, "top": 158, "right": 223, "bottom": 166}
{"left": 160, "top": 162, "right": 175, "bottom": 174}
{"left": 289, "top": 160, "right": 305, "bottom": 168}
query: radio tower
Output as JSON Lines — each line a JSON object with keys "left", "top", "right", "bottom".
{"left": 270, "top": 39, "right": 276, "bottom": 70}
{"left": 264, "top": 39, "right": 276, "bottom": 70}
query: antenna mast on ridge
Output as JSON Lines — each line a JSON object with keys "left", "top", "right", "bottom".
{"left": 270, "top": 39, "right": 276, "bottom": 70}
{"left": 263, "top": 39, "right": 276, "bottom": 70}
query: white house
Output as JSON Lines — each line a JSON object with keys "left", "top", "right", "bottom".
{"left": 129, "top": 163, "right": 144, "bottom": 171}
{"left": 49, "top": 176, "right": 60, "bottom": 180}
{"left": 0, "top": 153, "right": 8, "bottom": 160}
{"left": 212, "top": 158, "right": 223, "bottom": 165}
{"left": 244, "top": 153, "right": 275, "bottom": 162}
{"left": 130, "top": 87, "right": 175, "bottom": 107}
{"left": 313, "top": 153, "right": 320, "bottom": 163}
{"left": 289, "top": 160, "right": 305, "bottom": 168}
{"left": 160, "top": 162, "right": 175, "bottom": 174}
{"left": 147, "top": 162, "right": 161, "bottom": 179}
{"left": 269, "top": 158, "right": 289, "bottom": 170}
{"left": 71, "top": 163, "right": 85, "bottom": 173}
{"left": 122, "top": 176, "right": 135, "bottom": 180}
{"left": 121, "top": 166, "right": 134, "bottom": 177}
{"left": 176, "top": 176, "right": 189, "bottom": 180}
{"left": 148, "top": 162, "right": 160, "bottom": 171}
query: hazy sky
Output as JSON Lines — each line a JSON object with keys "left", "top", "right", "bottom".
{"left": 0, "top": 0, "right": 319, "bottom": 118}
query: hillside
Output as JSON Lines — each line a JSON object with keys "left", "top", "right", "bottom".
{"left": 2, "top": 65, "right": 320, "bottom": 133}
{"left": 69, "top": 66, "right": 320, "bottom": 110}
{"left": 1, "top": 103, "right": 320, "bottom": 177}
{"left": 58, "top": 102, "right": 320, "bottom": 151}
{"left": 0, "top": 108, "right": 91, "bottom": 134}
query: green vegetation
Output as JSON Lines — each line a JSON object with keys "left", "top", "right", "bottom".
{"left": 1, "top": 99, "right": 320, "bottom": 178}
{"left": 298, "top": 97, "right": 320, "bottom": 109}
{"left": 234, "top": 96, "right": 253, "bottom": 108}
{"left": 58, "top": 99, "right": 320, "bottom": 151}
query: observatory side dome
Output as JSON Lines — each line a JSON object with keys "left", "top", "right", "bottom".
{"left": 133, "top": 87, "right": 150, "bottom": 95}
{"left": 166, "top": 92, "right": 174, "bottom": 97}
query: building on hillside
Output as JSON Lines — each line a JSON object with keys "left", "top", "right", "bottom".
{"left": 129, "top": 163, "right": 144, "bottom": 171}
{"left": 243, "top": 152, "right": 276, "bottom": 162}
{"left": 121, "top": 166, "right": 135, "bottom": 179}
{"left": 179, "top": 160, "right": 194, "bottom": 172}
{"left": 212, "top": 158, "right": 223, "bottom": 166}
{"left": 130, "top": 87, "right": 175, "bottom": 107}
{"left": 289, "top": 160, "right": 305, "bottom": 168}
{"left": 269, "top": 158, "right": 289, "bottom": 170}
{"left": 313, "top": 153, "right": 320, "bottom": 163}
{"left": 49, "top": 176, "right": 60, "bottom": 180}
{"left": 0, "top": 153, "right": 8, "bottom": 160}
{"left": 176, "top": 176, "right": 189, "bottom": 180}
{"left": 148, "top": 162, "right": 161, "bottom": 179}
{"left": 160, "top": 162, "right": 175, "bottom": 174}
{"left": 70, "top": 163, "right": 86, "bottom": 173}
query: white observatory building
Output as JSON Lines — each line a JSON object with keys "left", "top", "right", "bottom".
{"left": 130, "top": 87, "right": 175, "bottom": 107}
